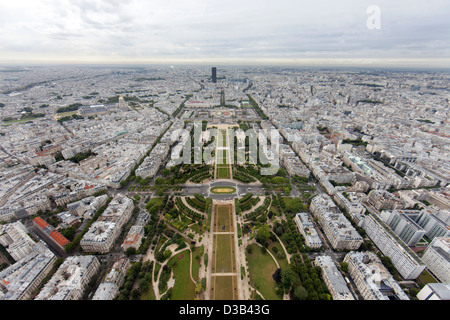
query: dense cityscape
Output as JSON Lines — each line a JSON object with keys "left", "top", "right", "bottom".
{"left": 0, "top": 64, "right": 448, "bottom": 303}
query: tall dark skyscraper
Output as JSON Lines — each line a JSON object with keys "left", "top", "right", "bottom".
{"left": 212, "top": 67, "right": 217, "bottom": 83}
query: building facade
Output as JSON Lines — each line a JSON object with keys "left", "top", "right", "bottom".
{"left": 362, "top": 214, "right": 426, "bottom": 279}
{"left": 314, "top": 255, "right": 354, "bottom": 300}
{"left": 293, "top": 212, "right": 322, "bottom": 249}
{"left": 35, "top": 255, "right": 100, "bottom": 300}
{"left": 310, "top": 194, "right": 363, "bottom": 250}
{"left": 344, "top": 251, "right": 409, "bottom": 300}
{"left": 421, "top": 237, "right": 450, "bottom": 283}
{"left": 80, "top": 194, "right": 134, "bottom": 254}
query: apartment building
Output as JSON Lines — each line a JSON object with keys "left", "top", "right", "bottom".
{"left": 293, "top": 212, "right": 322, "bottom": 249}
{"left": 417, "top": 283, "right": 450, "bottom": 300}
{"left": 314, "top": 255, "right": 354, "bottom": 300}
{"left": 380, "top": 210, "right": 426, "bottom": 246}
{"left": 344, "top": 251, "right": 409, "bottom": 300}
{"left": 0, "top": 221, "right": 36, "bottom": 262}
{"left": 92, "top": 258, "right": 131, "bottom": 300}
{"left": 35, "top": 255, "right": 100, "bottom": 300}
{"left": 0, "top": 242, "right": 56, "bottom": 300}
{"left": 80, "top": 194, "right": 134, "bottom": 254}
{"left": 368, "top": 190, "right": 405, "bottom": 211}
{"left": 362, "top": 214, "right": 426, "bottom": 279}
{"left": 310, "top": 194, "right": 363, "bottom": 250}
{"left": 333, "top": 191, "right": 366, "bottom": 226}
{"left": 421, "top": 237, "right": 450, "bottom": 283}
{"left": 121, "top": 226, "right": 145, "bottom": 251}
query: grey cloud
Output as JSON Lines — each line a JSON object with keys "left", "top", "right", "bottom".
{"left": 0, "top": 0, "right": 448, "bottom": 64}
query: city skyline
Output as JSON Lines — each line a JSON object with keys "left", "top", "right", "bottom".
{"left": 0, "top": 0, "right": 449, "bottom": 68}
{"left": 0, "top": 0, "right": 449, "bottom": 306}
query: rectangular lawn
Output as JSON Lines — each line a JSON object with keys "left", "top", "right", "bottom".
{"left": 215, "top": 204, "right": 233, "bottom": 232}
{"left": 212, "top": 234, "right": 235, "bottom": 273}
{"left": 211, "top": 276, "right": 237, "bottom": 300}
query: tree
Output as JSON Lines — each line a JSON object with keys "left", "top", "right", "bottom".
{"left": 281, "top": 268, "right": 298, "bottom": 291}
{"left": 277, "top": 168, "right": 286, "bottom": 177}
{"left": 293, "top": 285, "right": 308, "bottom": 300}
{"left": 340, "top": 262, "right": 348, "bottom": 272}
{"left": 255, "top": 225, "right": 270, "bottom": 245}
{"left": 272, "top": 268, "right": 282, "bottom": 283}
{"left": 138, "top": 278, "right": 149, "bottom": 292}
{"left": 61, "top": 226, "right": 76, "bottom": 241}
{"left": 125, "top": 247, "right": 137, "bottom": 256}
{"left": 272, "top": 176, "right": 285, "bottom": 184}
{"left": 161, "top": 168, "right": 170, "bottom": 177}
{"left": 120, "top": 180, "right": 128, "bottom": 188}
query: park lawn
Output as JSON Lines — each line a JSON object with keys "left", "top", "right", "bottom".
{"left": 189, "top": 222, "right": 204, "bottom": 235}
{"left": 2, "top": 119, "right": 34, "bottom": 126}
{"left": 217, "top": 149, "right": 228, "bottom": 165}
{"left": 211, "top": 276, "right": 237, "bottom": 300}
{"left": 168, "top": 250, "right": 196, "bottom": 300}
{"left": 246, "top": 243, "right": 281, "bottom": 300}
{"left": 213, "top": 234, "right": 235, "bottom": 273}
{"left": 154, "top": 262, "right": 161, "bottom": 282}
{"left": 140, "top": 281, "right": 156, "bottom": 300}
{"left": 267, "top": 239, "right": 289, "bottom": 270}
{"left": 191, "top": 245, "right": 204, "bottom": 281}
{"left": 216, "top": 205, "right": 233, "bottom": 232}
{"left": 222, "top": 149, "right": 229, "bottom": 164}
{"left": 221, "top": 130, "right": 228, "bottom": 147}
{"left": 217, "top": 166, "right": 230, "bottom": 179}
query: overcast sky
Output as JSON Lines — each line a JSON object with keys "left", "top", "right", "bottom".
{"left": 0, "top": 0, "right": 449, "bottom": 67}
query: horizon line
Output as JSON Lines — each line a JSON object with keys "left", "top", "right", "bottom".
{"left": 0, "top": 57, "right": 449, "bottom": 70}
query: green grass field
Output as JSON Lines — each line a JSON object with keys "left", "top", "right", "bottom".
{"left": 211, "top": 276, "right": 238, "bottom": 300}
{"left": 221, "top": 130, "right": 227, "bottom": 147}
{"left": 210, "top": 203, "right": 238, "bottom": 300}
{"left": 216, "top": 166, "right": 230, "bottom": 179}
{"left": 212, "top": 234, "right": 235, "bottom": 273}
{"left": 216, "top": 149, "right": 229, "bottom": 165}
{"left": 215, "top": 204, "right": 233, "bottom": 232}
{"left": 267, "top": 240, "right": 289, "bottom": 270}
{"left": 168, "top": 250, "right": 196, "bottom": 300}
{"left": 216, "top": 134, "right": 231, "bottom": 179}
{"left": 246, "top": 243, "right": 281, "bottom": 300}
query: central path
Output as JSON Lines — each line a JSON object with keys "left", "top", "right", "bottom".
{"left": 206, "top": 201, "right": 241, "bottom": 300}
